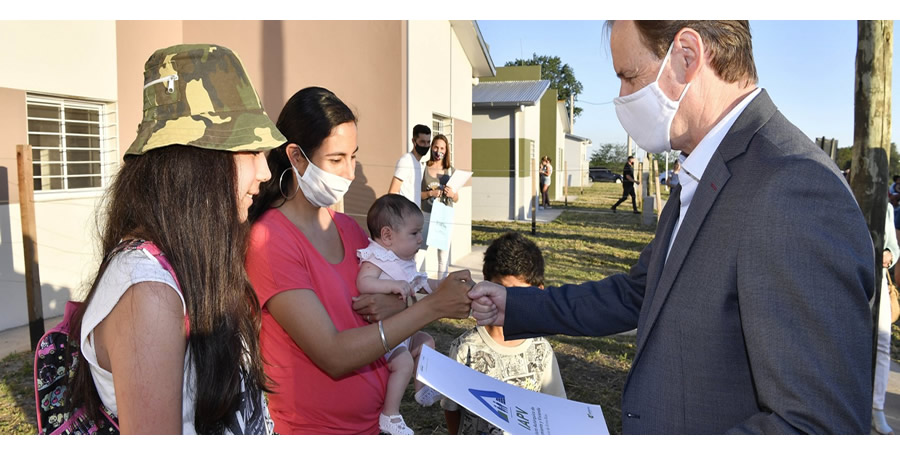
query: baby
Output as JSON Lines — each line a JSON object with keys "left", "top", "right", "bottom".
{"left": 357, "top": 194, "right": 444, "bottom": 435}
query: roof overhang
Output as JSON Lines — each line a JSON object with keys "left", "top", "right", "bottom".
{"left": 566, "top": 133, "right": 592, "bottom": 144}
{"left": 473, "top": 101, "right": 537, "bottom": 108}
{"left": 450, "top": 20, "right": 497, "bottom": 78}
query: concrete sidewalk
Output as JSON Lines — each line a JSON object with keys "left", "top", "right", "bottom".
{"left": 1, "top": 316, "right": 62, "bottom": 360}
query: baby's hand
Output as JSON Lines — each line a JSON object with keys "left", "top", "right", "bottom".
{"left": 390, "top": 280, "right": 413, "bottom": 301}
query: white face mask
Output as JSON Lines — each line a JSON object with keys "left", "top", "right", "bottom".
{"left": 613, "top": 42, "right": 691, "bottom": 154}
{"left": 290, "top": 146, "right": 352, "bottom": 208}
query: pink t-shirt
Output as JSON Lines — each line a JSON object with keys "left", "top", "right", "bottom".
{"left": 246, "top": 208, "right": 388, "bottom": 435}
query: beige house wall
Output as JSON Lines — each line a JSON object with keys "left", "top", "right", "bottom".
{"left": 0, "top": 21, "right": 118, "bottom": 101}
{"left": 564, "top": 138, "right": 590, "bottom": 188}
{"left": 175, "top": 20, "right": 405, "bottom": 229}
{"left": 116, "top": 21, "right": 185, "bottom": 159}
{"left": 0, "top": 19, "right": 483, "bottom": 331}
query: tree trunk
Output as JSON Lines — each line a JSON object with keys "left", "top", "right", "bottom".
{"left": 850, "top": 20, "right": 892, "bottom": 382}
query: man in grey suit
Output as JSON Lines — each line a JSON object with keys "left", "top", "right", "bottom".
{"left": 470, "top": 20, "right": 875, "bottom": 434}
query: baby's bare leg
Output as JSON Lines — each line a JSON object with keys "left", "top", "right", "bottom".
{"left": 383, "top": 346, "right": 413, "bottom": 416}
{"left": 408, "top": 331, "right": 436, "bottom": 392}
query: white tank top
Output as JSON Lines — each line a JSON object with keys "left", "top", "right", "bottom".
{"left": 79, "top": 248, "right": 198, "bottom": 434}
{"left": 79, "top": 246, "right": 273, "bottom": 434}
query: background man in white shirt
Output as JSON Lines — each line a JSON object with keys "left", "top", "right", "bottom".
{"left": 389, "top": 124, "right": 431, "bottom": 205}
{"left": 389, "top": 124, "right": 431, "bottom": 267}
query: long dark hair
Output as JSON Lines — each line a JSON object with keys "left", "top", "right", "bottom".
{"left": 69, "top": 145, "right": 270, "bottom": 434}
{"left": 429, "top": 134, "right": 451, "bottom": 170}
{"left": 249, "top": 87, "right": 357, "bottom": 222}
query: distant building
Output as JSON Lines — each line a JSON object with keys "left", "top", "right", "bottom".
{"left": 565, "top": 133, "right": 592, "bottom": 188}
{"left": 471, "top": 76, "right": 550, "bottom": 220}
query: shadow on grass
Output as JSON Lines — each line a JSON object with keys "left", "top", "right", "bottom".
{"left": 0, "top": 350, "right": 38, "bottom": 434}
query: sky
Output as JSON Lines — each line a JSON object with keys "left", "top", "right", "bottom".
{"left": 478, "top": 20, "right": 900, "bottom": 159}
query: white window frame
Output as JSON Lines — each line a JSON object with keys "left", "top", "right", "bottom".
{"left": 26, "top": 95, "right": 116, "bottom": 199}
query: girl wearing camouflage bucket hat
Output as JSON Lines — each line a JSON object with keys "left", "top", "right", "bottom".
{"left": 66, "top": 44, "right": 286, "bottom": 434}
{"left": 245, "top": 87, "right": 474, "bottom": 435}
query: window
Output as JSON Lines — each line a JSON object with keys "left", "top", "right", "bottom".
{"left": 27, "top": 96, "right": 113, "bottom": 192}
{"left": 432, "top": 113, "right": 453, "bottom": 164}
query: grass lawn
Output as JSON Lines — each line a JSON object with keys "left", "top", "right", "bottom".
{"left": 0, "top": 350, "right": 37, "bottom": 435}
{"left": 0, "top": 183, "right": 658, "bottom": 435}
{"left": 400, "top": 182, "right": 660, "bottom": 434}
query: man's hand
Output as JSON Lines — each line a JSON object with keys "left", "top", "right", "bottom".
{"left": 468, "top": 281, "right": 507, "bottom": 326}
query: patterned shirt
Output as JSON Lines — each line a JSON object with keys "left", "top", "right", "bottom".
{"left": 441, "top": 326, "right": 566, "bottom": 435}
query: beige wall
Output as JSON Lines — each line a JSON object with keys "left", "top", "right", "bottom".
{"left": 116, "top": 21, "right": 185, "bottom": 158}
{"left": 450, "top": 30, "right": 474, "bottom": 124}
{"left": 0, "top": 88, "right": 26, "bottom": 205}
{"left": 130, "top": 20, "right": 407, "bottom": 229}
{"left": 408, "top": 21, "right": 452, "bottom": 128}
{"left": 472, "top": 108, "right": 513, "bottom": 139}
{"left": 554, "top": 102, "right": 566, "bottom": 199}
{"left": 522, "top": 103, "right": 541, "bottom": 143}
{"left": 451, "top": 119, "right": 472, "bottom": 260}
{"left": 0, "top": 21, "right": 118, "bottom": 101}
{"left": 565, "top": 138, "right": 589, "bottom": 188}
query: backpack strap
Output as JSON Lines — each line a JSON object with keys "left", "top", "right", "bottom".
{"left": 132, "top": 241, "right": 190, "bottom": 337}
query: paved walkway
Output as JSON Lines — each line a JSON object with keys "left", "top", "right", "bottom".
{"left": 2, "top": 201, "right": 897, "bottom": 433}
{"left": 0, "top": 316, "right": 62, "bottom": 360}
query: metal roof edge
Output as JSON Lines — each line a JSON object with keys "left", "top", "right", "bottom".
{"left": 450, "top": 20, "right": 497, "bottom": 78}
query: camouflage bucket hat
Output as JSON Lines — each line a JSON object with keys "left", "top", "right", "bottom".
{"left": 125, "top": 44, "right": 286, "bottom": 156}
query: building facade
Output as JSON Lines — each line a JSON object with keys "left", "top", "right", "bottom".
{"left": 0, "top": 20, "right": 494, "bottom": 332}
{"left": 471, "top": 77, "right": 549, "bottom": 221}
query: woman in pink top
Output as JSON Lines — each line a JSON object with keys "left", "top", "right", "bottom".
{"left": 245, "top": 87, "right": 474, "bottom": 434}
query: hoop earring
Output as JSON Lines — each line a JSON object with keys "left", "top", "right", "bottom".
{"left": 279, "top": 167, "right": 300, "bottom": 200}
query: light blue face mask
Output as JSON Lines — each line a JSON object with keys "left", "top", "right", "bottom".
{"left": 290, "top": 146, "right": 352, "bottom": 208}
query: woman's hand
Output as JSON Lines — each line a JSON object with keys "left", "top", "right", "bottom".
{"left": 352, "top": 293, "right": 407, "bottom": 322}
{"left": 431, "top": 188, "right": 440, "bottom": 198}
{"left": 424, "top": 270, "right": 475, "bottom": 319}
{"left": 442, "top": 186, "right": 456, "bottom": 200}
{"left": 884, "top": 250, "right": 893, "bottom": 268}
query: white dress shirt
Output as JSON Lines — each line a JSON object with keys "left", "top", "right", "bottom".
{"left": 666, "top": 88, "right": 762, "bottom": 261}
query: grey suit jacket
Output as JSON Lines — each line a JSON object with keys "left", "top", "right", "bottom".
{"left": 504, "top": 90, "right": 875, "bottom": 434}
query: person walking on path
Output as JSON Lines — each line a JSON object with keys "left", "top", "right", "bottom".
{"left": 612, "top": 155, "right": 640, "bottom": 213}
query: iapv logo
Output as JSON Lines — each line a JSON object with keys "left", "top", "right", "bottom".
{"left": 468, "top": 389, "right": 510, "bottom": 423}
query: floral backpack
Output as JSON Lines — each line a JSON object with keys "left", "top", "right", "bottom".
{"left": 33, "top": 240, "right": 180, "bottom": 435}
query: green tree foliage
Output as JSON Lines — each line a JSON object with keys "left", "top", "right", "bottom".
{"left": 505, "top": 53, "right": 584, "bottom": 121}
{"left": 834, "top": 142, "right": 898, "bottom": 175}
{"left": 590, "top": 143, "right": 627, "bottom": 168}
